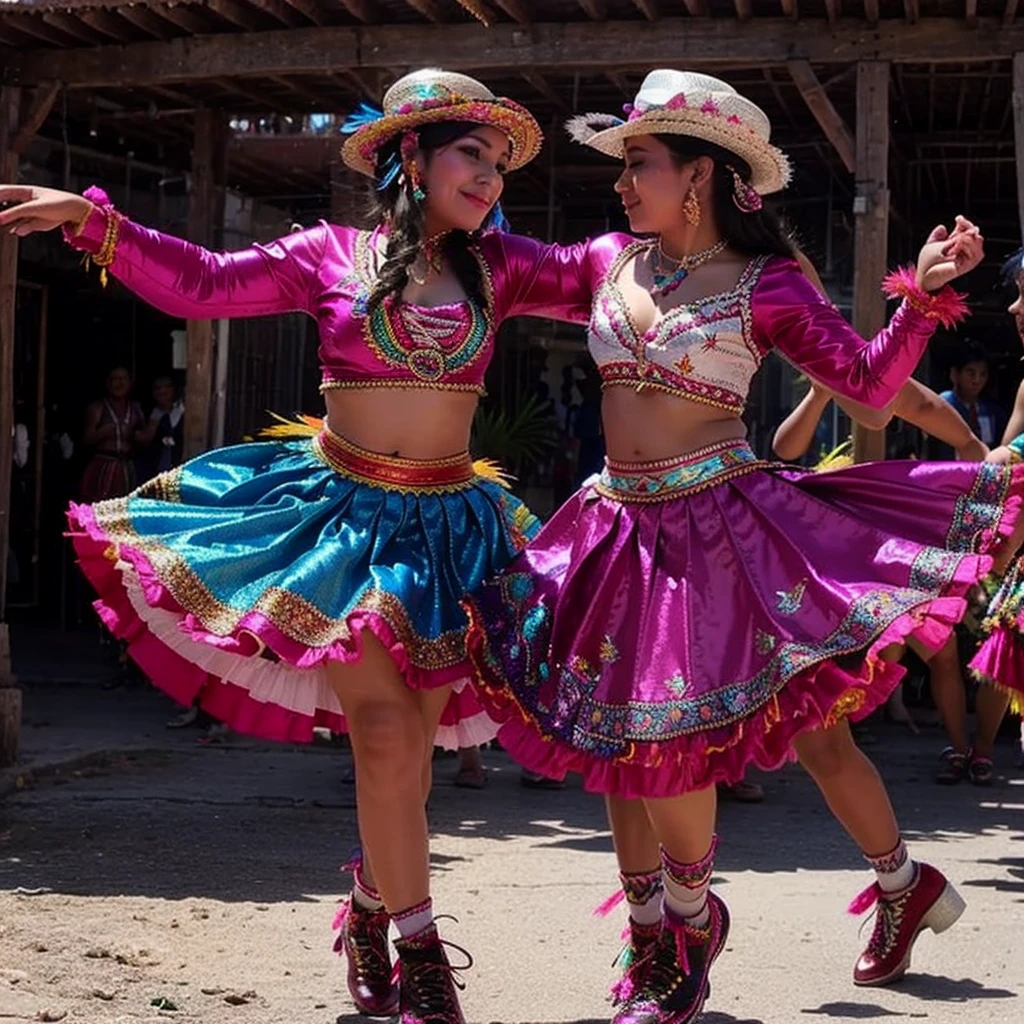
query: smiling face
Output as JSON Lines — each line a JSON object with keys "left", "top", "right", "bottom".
{"left": 419, "top": 125, "right": 510, "bottom": 233}
{"left": 614, "top": 135, "right": 711, "bottom": 236}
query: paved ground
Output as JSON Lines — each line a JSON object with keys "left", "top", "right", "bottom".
{"left": 0, "top": 684, "right": 1022, "bottom": 1024}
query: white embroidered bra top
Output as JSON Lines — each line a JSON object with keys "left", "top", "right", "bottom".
{"left": 588, "top": 243, "right": 771, "bottom": 413}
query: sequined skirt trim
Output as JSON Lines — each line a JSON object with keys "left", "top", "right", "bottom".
{"left": 595, "top": 440, "right": 767, "bottom": 503}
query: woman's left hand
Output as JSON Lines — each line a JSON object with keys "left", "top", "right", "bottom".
{"left": 986, "top": 444, "right": 1017, "bottom": 465}
{"left": 915, "top": 216, "right": 984, "bottom": 292}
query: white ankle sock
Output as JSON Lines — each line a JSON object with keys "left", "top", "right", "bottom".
{"left": 661, "top": 842, "right": 716, "bottom": 930}
{"left": 352, "top": 868, "right": 385, "bottom": 912}
{"left": 866, "top": 839, "right": 917, "bottom": 894}
{"left": 393, "top": 898, "right": 433, "bottom": 939}
{"left": 663, "top": 875, "right": 711, "bottom": 929}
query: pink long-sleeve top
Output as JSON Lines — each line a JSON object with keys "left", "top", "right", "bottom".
{"left": 68, "top": 199, "right": 959, "bottom": 410}
{"left": 588, "top": 239, "right": 965, "bottom": 413}
{"left": 67, "top": 200, "right": 626, "bottom": 395}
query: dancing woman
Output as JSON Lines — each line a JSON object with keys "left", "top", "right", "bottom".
{"left": 462, "top": 70, "right": 1023, "bottom": 1023}
{"left": 0, "top": 69, "right": 617, "bottom": 1024}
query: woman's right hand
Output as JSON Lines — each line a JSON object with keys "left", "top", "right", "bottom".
{"left": 0, "top": 185, "right": 92, "bottom": 237}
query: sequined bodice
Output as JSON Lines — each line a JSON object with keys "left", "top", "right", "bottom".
{"left": 588, "top": 243, "right": 771, "bottom": 413}
{"left": 320, "top": 228, "right": 497, "bottom": 394}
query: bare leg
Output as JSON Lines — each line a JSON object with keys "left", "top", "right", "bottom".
{"left": 794, "top": 720, "right": 899, "bottom": 856}
{"left": 355, "top": 682, "right": 450, "bottom": 896}
{"left": 606, "top": 795, "right": 660, "bottom": 873}
{"left": 327, "top": 633, "right": 432, "bottom": 913}
{"left": 642, "top": 785, "right": 718, "bottom": 865}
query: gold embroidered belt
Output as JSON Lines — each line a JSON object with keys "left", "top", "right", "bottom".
{"left": 596, "top": 439, "right": 767, "bottom": 503}
{"left": 313, "top": 427, "right": 477, "bottom": 493}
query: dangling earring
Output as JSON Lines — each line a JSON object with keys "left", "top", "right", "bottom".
{"left": 682, "top": 186, "right": 701, "bottom": 227}
{"left": 407, "top": 159, "right": 426, "bottom": 202}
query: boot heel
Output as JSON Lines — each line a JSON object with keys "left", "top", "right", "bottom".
{"left": 922, "top": 883, "right": 965, "bottom": 935}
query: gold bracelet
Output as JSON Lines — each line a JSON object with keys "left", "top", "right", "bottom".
{"left": 89, "top": 208, "right": 122, "bottom": 286}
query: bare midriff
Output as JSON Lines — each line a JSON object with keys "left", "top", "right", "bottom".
{"left": 323, "top": 387, "right": 480, "bottom": 460}
{"left": 602, "top": 385, "right": 747, "bottom": 463}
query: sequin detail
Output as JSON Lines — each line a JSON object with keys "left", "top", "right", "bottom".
{"left": 621, "top": 868, "right": 663, "bottom": 907}
{"left": 662, "top": 837, "right": 718, "bottom": 888}
{"left": 595, "top": 440, "right": 765, "bottom": 503}
{"left": 312, "top": 427, "right": 478, "bottom": 493}
{"left": 775, "top": 580, "right": 807, "bottom": 615}
{"left": 84, "top": 440, "right": 536, "bottom": 672}
{"left": 588, "top": 244, "right": 768, "bottom": 412}
{"left": 480, "top": 575, "right": 968, "bottom": 754}
{"left": 946, "top": 463, "right": 1015, "bottom": 552}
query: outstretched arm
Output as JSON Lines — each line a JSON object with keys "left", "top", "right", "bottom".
{"left": 0, "top": 184, "right": 328, "bottom": 320}
{"left": 754, "top": 222, "right": 980, "bottom": 408}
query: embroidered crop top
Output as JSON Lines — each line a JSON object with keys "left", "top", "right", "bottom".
{"left": 66, "top": 197, "right": 959, "bottom": 411}
{"left": 588, "top": 239, "right": 964, "bottom": 413}
{"left": 65, "top": 198, "right": 627, "bottom": 396}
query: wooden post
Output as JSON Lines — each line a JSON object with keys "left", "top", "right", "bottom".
{"left": 183, "top": 109, "right": 227, "bottom": 459}
{"left": 1013, "top": 53, "right": 1024, "bottom": 237}
{"left": 0, "top": 85, "right": 22, "bottom": 767}
{"left": 851, "top": 61, "right": 891, "bottom": 465}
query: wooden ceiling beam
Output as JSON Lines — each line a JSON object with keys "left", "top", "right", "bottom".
{"left": 2, "top": 15, "right": 77, "bottom": 47}
{"left": 779, "top": 0, "right": 798, "bottom": 18}
{"left": 39, "top": 13, "right": 106, "bottom": 45}
{"left": 11, "top": 82, "right": 61, "bottom": 156}
{"left": 116, "top": 5, "right": 177, "bottom": 39}
{"left": 270, "top": 75, "right": 336, "bottom": 108}
{"left": 153, "top": 4, "right": 212, "bottom": 34}
{"left": 864, "top": 0, "right": 879, "bottom": 23}
{"left": 207, "top": 0, "right": 278, "bottom": 30}
{"left": 1006, "top": 0, "right": 1020, "bottom": 25}
{"left": 631, "top": 0, "right": 660, "bottom": 17}
{"left": 966, "top": 0, "right": 978, "bottom": 27}
{"left": 522, "top": 71, "right": 570, "bottom": 113}
{"left": 904, "top": 0, "right": 920, "bottom": 24}
{"left": 78, "top": 10, "right": 142, "bottom": 43}
{"left": 246, "top": 0, "right": 309, "bottom": 27}
{"left": 18, "top": 18, "right": 1024, "bottom": 88}
{"left": 338, "top": 0, "right": 380, "bottom": 20}
{"left": 280, "top": 0, "right": 328, "bottom": 25}
{"left": 787, "top": 59, "right": 855, "bottom": 172}
{"left": 824, "top": 0, "right": 840, "bottom": 22}
{"left": 577, "top": 0, "right": 608, "bottom": 18}
{"left": 404, "top": 0, "right": 448, "bottom": 21}
{"left": 733, "top": 0, "right": 753, "bottom": 19}
{"left": 491, "top": 0, "right": 532, "bottom": 21}
{"left": 456, "top": 0, "right": 499, "bottom": 25}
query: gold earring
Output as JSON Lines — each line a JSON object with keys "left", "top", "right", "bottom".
{"left": 682, "top": 186, "right": 701, "bottom": 227}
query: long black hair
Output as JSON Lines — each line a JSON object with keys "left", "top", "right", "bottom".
{"left": 366, "top": 121, "right": 495, "bottom": 313}
{"left": 657, "top": 135, "right": 795, "bottom": 259}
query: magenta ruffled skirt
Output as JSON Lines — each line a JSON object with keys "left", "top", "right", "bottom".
{"left": 969, "top": 559, "right": 1024, "bottom": 715}
{"left": 465, "top": 440, "right": 1024, "bottom": 797}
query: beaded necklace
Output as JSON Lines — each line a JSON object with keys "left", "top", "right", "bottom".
{"left": 353, "top": 231, "right": 494, "bottom": 383}
{"left": 650, "top": 239, "right": 728, "bottom": 297}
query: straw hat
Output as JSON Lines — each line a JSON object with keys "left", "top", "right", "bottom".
{"left": 342, "top": 69, "right": 543, "bottom": 178}
{"left": 567, "top": 70, "right": 791, "bottom": 195}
